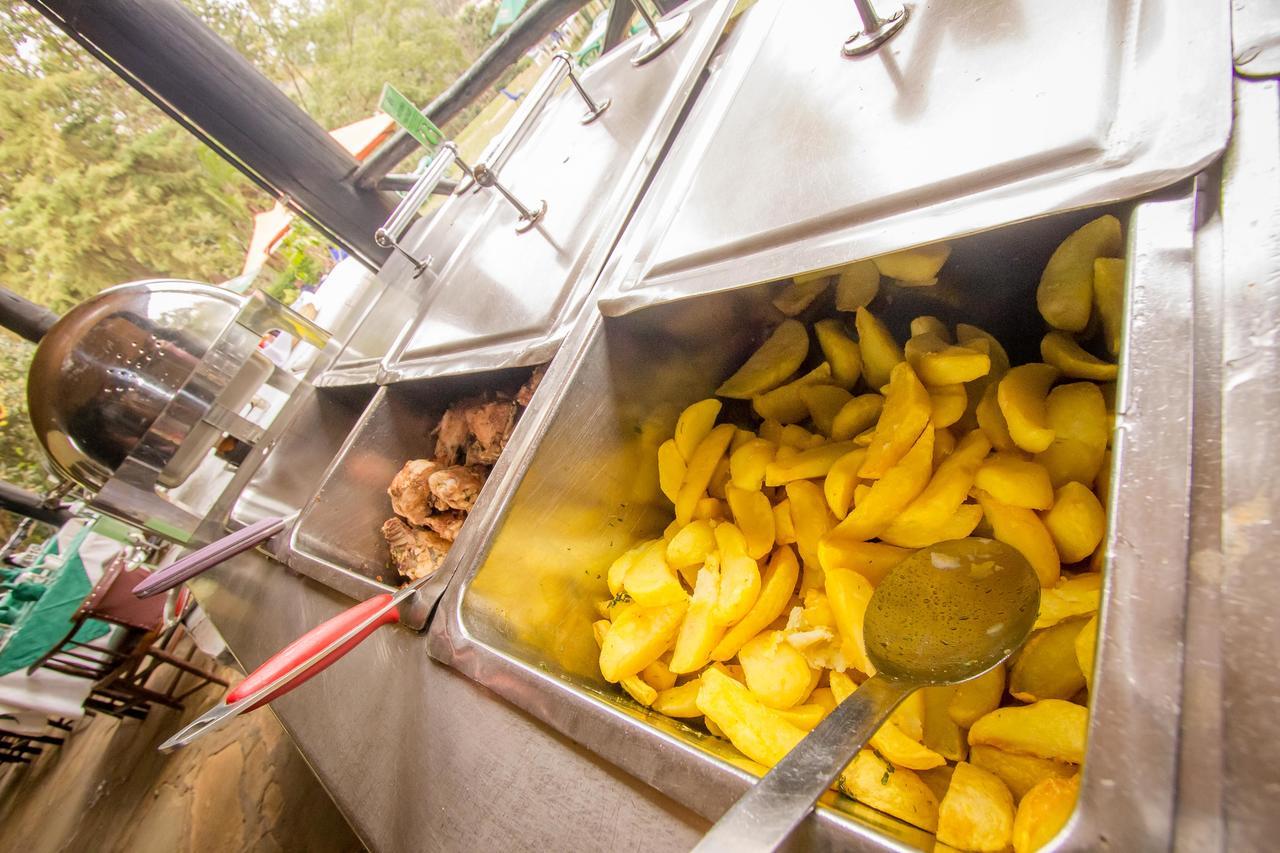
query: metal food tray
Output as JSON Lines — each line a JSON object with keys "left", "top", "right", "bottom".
{"left": 318, "top": 0, "right": 738, "bottom": 387}
{"left": 429, "top": 191, "right": 1200, "bottom": 849}
{"left": 596, "top": 0, "right": 1230, "bottom": 315}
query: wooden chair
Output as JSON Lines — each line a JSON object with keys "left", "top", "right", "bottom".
{"left": 26, "top": 556, "right": 228, "bottom": 719}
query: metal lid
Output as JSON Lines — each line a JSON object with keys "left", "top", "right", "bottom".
{"left": 324, "top": 0, "right": 738, "bottom": 385}
{"left": 27, "top": 281, "right": 240, "bottom": 490}
{"left": 597, "top": 0, "right": 1232, "bottom": 315}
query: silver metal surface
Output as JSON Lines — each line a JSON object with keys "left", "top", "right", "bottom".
{"left": 842, "top": 0, "right": 907, "bottom": 57}
{"left": 597, "top": 0, "right": 1231, "bottom": 317}
{"left": 629, "top": 3, "right": 690, "bottom": 67}
{"left": 696, "top": 675, "right": 912, "bottom": 853}
{"left": 431, "top": 195, "right": 1201, "bottom": 848}
{"left": 1232, "top": 0, "right": 1280, "bottom": 78}
{"left": 323, "top": 0, "right": 735, "bottom": 386}
{"left": 1216, "top": 77, "right": 1280, "bottom": 853}
{"left": 373, "top": 142, "right": 461, "bottom": 274}
{"left": 286, "top": 367, "right": 535, "bottom": 620}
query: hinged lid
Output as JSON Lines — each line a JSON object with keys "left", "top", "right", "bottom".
{"left": 322, "top": 0, "right": 738, "bottom": 385}
{"left": 598, "top": 0, "right": 1232, "bottom": 314}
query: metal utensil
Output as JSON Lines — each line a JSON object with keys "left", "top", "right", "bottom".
{"left": 158, "top": 572, "right": 431, "bottom": 751}
{"left": 694, "top": 538, "right": 1041, "bottom": 853}
{"left": 131, "top": 515, "right": 291, "bottom": 599}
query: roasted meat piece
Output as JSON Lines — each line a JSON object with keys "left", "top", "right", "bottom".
{"left": 463, "top": 400, "right": 516, "bottom": 465}
{"left": 516, "top": 364, "right": 546, "bottom": 407}
{"left": 421, "top": 510, "right": 466, "bottom": 542}
{"left": 427, "top": 465, "right": 488, "bottom": 512}
{"left": 434, "top": 404, "right": 472, "bottom": 465}
{"left": 387, "top": 459, "right": 442, "bottom": 524}
{"left": 381, "top": 518, "right": 451, "bottom": 581}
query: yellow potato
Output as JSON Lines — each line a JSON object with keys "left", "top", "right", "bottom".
{"left": 599, "top": 599, "right": 688, "bottom": 682}
{"left": 1009, "top": 618, "right": 1088, "bottom": 703}
{"left": 829, "top": 671, "right": 945, "bottom": 769}
{"left": 817, "top": 537, "right": 909, "bottom": 586}
{"left": 652, "top": 679, "right": 703, "bottom": 717}
{"left": 675, "top": 423, "right": 737, "bottom": 525}
{"left": 758, "top": 418, "right": 783, "bottom": 444}
{"left": 752, "top": 362, "right": 834, "bottom": 423}
{"left": 625, "top": 539, "right": 688, "bottom": 607}
{"left": 874, "top": 243, "right": 952, "bottom": 284}
{"left": 968, "top": 699, "right": 1088, "bottom": 764}
{"left": 831, "top": 394, "right": 885, "bottom": 441}
{"left": 930, "top": 383, "right": 967, "bottom": 428}
{"left": 911, "top": 315, "right": 951, "bottom": 340}
{"left": 855, "top": 306, "right": 905, "bottom": 390}
{"left": 696, "top": 666, "right": 807, "bottom": 767}
{"left": 1042, "top": 482, "right": 1106, "bottom": 563}
{"left": 936, "top": 762, "right": 1016, "bottom": 852}
{"left": 1012, "top": 775, "right": 1080, "bottom": 853}
{"left": 1035, "top": 382, "right": 1108, "bottom": 488}
{"left": 998, "top": 364, "right": 1061, "bottom": 453}
{"left": 976, "top": 489, "right": 1061, "bottom": 588}
{"left": 729, "top": 437, "right": 776, "bottom": 491}
{"left": 714, "top": 525, "right": 762, "bottom": 626}
{"left": 708, "top": 455, "right": 732, "bottom": 500}
{"left": 881, "top": 430, "right": 990, "bottom": 548}
{"left": 775, "top": 702, "right": 828, "bottom": 731}
{"left": 669, "top": 561, "right": 725, "bottom": 674}
{"left": 674, "top": 399, "right": 722, "bottom": 461}
{"left": 933, "top": 426, "right": 958, "bottom": 464}
{"left": 666, "top": 521, "right": 717, "bottom": 569}
{"left": 1040, "top": 331, "right": 1117, "bottom": 381}
{"left": 712, "top": 546, "right": 800, "bottom": 661}
{"left": 837, "top": 426, "right": 935, "bottom": 541}
{"left": 772, "top": 277, "right": 829, "bottom": 316}
{"left": 692, "top": 497, "right": 728, "bottom": 521}
{"left": 786, "top": 480, "right": 836, "bottom": 570}
{"left": 779, "top": 423, "right": 824, "bottom": 449}
{"left": 764, "top": 441, "right": 855, "bottom": 487}
{"left": 835, "top": 260, "right": 881, "bottom": 311}
{"left": 824, "top": 447, "right": 869, "bottom": 520}
{"left": 657, "top": 439, "right": 685, "bottom": 504}
{"left": 975, "top": 454, "right": 1056, "bottom": 511}
{"left": 860, "top": 362, "right": 931, "bottom": 478}
{"left": 956, "top": 324, "right": 1012, "bottom": 378}
{"left": 716, "top": 319, "right": 809, "bottom": 399}
{"left": 802, "top": 385, "right": 854, "bottom": 435}
{"left": 641, "top": 658, "right": 678, "bottom": 692}
{"left": 814, "top": 319, "right": 863, "bottom": 388}
{"left": 825, "top": 568, "right": 876, "bottom": 675}
{"left": 725, "top": 484, "right": 775, "bottom": 560}
{"left": 977, "top": 381, "right": 1016, "bottom": 451}
{"left": 949, "top": 662, "right": 1007, "bottom": 728}
{"left": 607, "top": 542, "right": 646, "bottom": 596}
{"left": 906, "top": 332, "right": 992, "bottom": 386}
{"left": 739, "top": 630, "right": 815, "bottom": 710}
{"left": 1075, "top": 614, "right": 1098, "bottom": 692}
{"left": 1036, "top": 214, "right": 1122, "bottom": 332}
{"left": 773, "top": 499, "right": 797, "bottom": 545}
{"left": 968, "top": 744, "right": 1078, "bottom": 802}
{"left": 918, "top": 765, "right": 957, "bottom": 805}
{"left": 893, "top": 689, "right": 926, "bottom": 742}
{"left": 1035, "top": 573, "right": 1101, "bottom": 629}
{"left": 923, "top": 685, "right": 967, "bottom": 762}
{"left": 838, "top": 748, "right": 940, "bottom": 832}
{"left": 1093, "top": 257, "right": 1126, "bottom": 357}
{"left": 621, "top": 674, "right": 658, "bottom": 706}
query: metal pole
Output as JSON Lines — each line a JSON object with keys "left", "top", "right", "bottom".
{"left": 27, "top": 0, "right": 396, "bottom": 268}
{"left": 0, "top": 482, "right": 73, "bottom": 528}
{"left": 0, "top": 288, "right": 59, "bottom": 344}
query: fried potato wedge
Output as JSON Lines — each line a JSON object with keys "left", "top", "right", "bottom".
{"left": 874, "top": 243, "right": 952, "bottom": 284}
{"left": 716, "top": 319, "right": 809, "bottom": 399}
{"left": 712, "top": 546, "right": 800, "bottom": 661}
{"left": 837, "top": 426, "right": 934, "bottom": 541}
{"left": 830, "top": 671, "right": 945, "bottom": 769}
{"left": 802, "top": 385, "right": 855, "bottom": 436}
{"left": 674, "top": 399, "right": 722, "bottom": 461}
{"left": 740, "top": 630, "right": 815, "bottom": 710}
{"left": 930, "top": 383, "right": 968, "bottom": 429}
{"left": 625, "top": 539, "right": 688, "bottom": 607}
{"left": 1093, "top": 257, "right": 1126, "bottom": 357}
{"left": 838, "top": 749, "right": 940, "bottom": 832}
{"left": 975, "top": 454, "right": 1055, "bottom": 511}
{"left": 968, "top": 700, "right": 1088, "bottom": 764}
{"left": 937, "top": 762, "right": 1015, "bottom": 852}
{"left": 817, "top": 537, "right": 910, "bottom": 586}
{"left": 835, "top": 261, "right": 881, "bottom": 311}
{"left": 977, "top": 381, "right": 1016, "bottom": 452}
{"left": 923, "top": 685, "right": 967, "bottom": 762}
{"left": 1074, "top": 614, "right": 1098, "bottom": 693}
{"left": 815, "top": 319, "right": 864, "bottom": 388}
{"left": 652, "top": 678, "right": 703, "bottom": 717}
{"left": 675, "top": 423, "right": 737, "bottom": 525}
{"left": 825, "top": 567, "right": 877, "bottom": 676}
{"left": 998, "top": 364, "right": 1061, "bottom": 453}
{"left": 881, "top": 430, "right": 990, "bottom": 548}
{"left": 669, "top": 562, "right": 725, "bottom": 674}
{"left": 861, "top": 362, "right": 932, "bottom": 478}
{"left": 831, "top": 393, "right": 885, "bottom": 442}
{"left": 855, "top": 306, "right": 905, "bottom": 390}
{"left": 1043, "top": 482, "right": 1106, "bottom": 563}
{"left": 823, "top": 447, "right": 868, "bottom": 520}
{"left": 599, "top": 599, "right": 688, "bottom": 682}
{"left": 725, "top": 484, "right": 775, "bottom": 560}
{"left": 696, "top": 666, "right": 807, "bottom": 767}
{"left": 968, "top": 744, "right": 1077, "bottom": 803}
{"left": 1012, "top": 775, "right": 1080, "bottom": 853}
{"left": 976, "top": 490, "right": 1061, "bottom": 587}
{"left": 1035, "top": 573, "right": 1101, "bottom": 630}
{"left": 1041, "top": 331, "right": 1117, "bottom": 381}
{"left": 666, "top": 520, "right": 717, "bottom": 569}
{"left": 657, "top": 439, "right": 686, "bottom": 504}
{"left": 752, "top": 362, "right": 835, "bottom": 423}
{"left": 1009, "top": 618, "right": 1089, "bottom": 703}
{"left": 949, "top": 662, "right": 1007, "bottom": 729}
{"left": 1036, "top": 214, "right": 1122, "bottom": 332}
{"left": 729, "top": 437, "right": 776, "bottom": 491}
{"left": 906, "top": 332, "right": 992, "bottom": 387}
{"left": 772, "top": 277, "right": 829, "bottom": 316}
{"left": 765, "top": 441, "right": 856, "bottom": 487}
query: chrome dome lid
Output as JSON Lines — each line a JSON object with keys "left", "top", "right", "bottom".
{"left": 27, "top": 280, "right": 241, "bottom": 491}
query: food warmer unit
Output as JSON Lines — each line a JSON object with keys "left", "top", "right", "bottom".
{"left": 32, "top": 0, "right": 1280, "bottom": 849}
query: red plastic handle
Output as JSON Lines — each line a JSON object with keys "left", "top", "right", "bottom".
{"left": 225, "top": 594, "right": 400, "bottom": 711}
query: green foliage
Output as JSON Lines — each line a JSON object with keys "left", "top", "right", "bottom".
{"left": 0, "top": 335, "right": 50, "bottom": 491}
{"left": 263, "top": 220, "right": 331, "bottom": 306}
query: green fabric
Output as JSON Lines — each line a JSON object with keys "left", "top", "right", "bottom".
{"left": 0, "top": 549, "right": 110, "bottom": 677}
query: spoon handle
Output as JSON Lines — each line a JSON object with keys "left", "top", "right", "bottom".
{"left": 694, "top": 673, "right": 915, "bottom": 853}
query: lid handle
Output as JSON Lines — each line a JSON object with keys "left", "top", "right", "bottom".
{"left": 629, "top": 1, "right": 692, "bottom": 67}
{"left": 374, "top": 142, "right": 461, "bottom": 275}
{"left": 843, "top": 0, "right": 908, "bottom": 57}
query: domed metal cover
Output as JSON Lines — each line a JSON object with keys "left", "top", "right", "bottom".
{"left": 27, "top": 280, "right": 241, "bottom": 491}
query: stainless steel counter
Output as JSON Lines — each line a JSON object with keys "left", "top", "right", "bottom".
{"left": 190, "top": 551, "right": 711, "bottom": 852}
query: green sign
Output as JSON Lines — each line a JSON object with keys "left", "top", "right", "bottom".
{"left": 379, "top": 83, "right": 444, "bottom": 150}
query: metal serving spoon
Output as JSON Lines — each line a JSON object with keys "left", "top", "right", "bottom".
{"left": 694, "top": 537, "right": 1041, "bottom": 852}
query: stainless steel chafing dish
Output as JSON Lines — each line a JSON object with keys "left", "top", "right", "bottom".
{"left": 427, "top": 0, "right": 1230, "bottom": 848}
